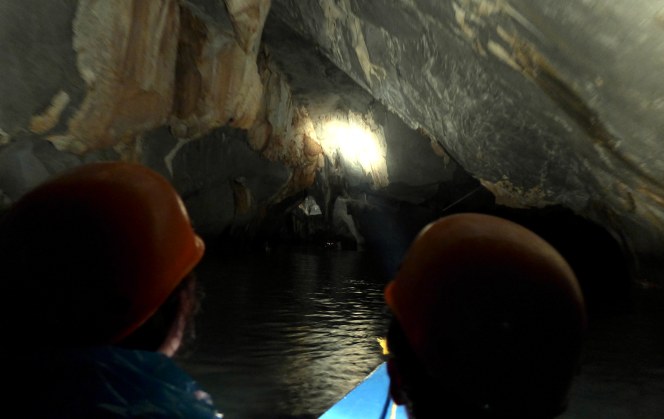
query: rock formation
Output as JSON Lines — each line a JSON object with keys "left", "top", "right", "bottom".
{"left": 1, "top": 0, "right": 662, "bottom": 289}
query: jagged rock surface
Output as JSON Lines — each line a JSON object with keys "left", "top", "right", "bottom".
{"left": 0, "top": 0, "right": 661, "bottom": 284}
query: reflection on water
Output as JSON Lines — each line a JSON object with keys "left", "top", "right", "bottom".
{"left": 176, "top": 246, "right": 392, "bottom": 419}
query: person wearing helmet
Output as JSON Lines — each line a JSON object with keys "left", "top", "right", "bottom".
{"left": 384, "top": 213, "right": 587, "bottom": 419}
{"left": 2, "top": 162, "right": 220, "bottom": 418}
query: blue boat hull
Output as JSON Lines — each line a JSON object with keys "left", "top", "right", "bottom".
{"left": 320, "top": 363, "right": 408, "bottom": 419}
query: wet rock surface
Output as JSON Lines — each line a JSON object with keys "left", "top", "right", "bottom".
{"left": 0, "top": 1, "right": 662, "bottom": 285}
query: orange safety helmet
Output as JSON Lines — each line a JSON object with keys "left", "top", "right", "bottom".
{"left": 385, "top": 213, "right": 587, "bottom": 416}
{"left": 0, "top": 162, "right": 205, "bottom": 346}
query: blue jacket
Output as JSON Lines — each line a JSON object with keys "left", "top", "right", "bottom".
{"left": 15, "top": 346, "right": 221, "bottom": 418}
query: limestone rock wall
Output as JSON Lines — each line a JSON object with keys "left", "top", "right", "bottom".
{"left": 0, "top": 0, "right": 460, "bottom": 244}
{"left": 0, "top": 0, "right": 307, "bottom": 237}
{"left": 2, "top": 0, "right": 658, "bottom": 284}
{"left": 271, "top": 0, "right": 664, "bottom": 282}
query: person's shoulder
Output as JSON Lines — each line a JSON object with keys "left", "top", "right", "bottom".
{"left": 13, "top": 346, "right": 221, "bottom": 418}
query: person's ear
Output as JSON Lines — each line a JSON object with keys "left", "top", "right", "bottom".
{"left": 387, "top": 358, "right": 406, "bottom": 405}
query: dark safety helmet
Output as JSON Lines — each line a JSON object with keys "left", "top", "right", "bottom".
{"left": 385, "top": 213, "right": 587, "bottom": 417}
{"left": 0, "top": 162, "right": 205, "bottom": 345}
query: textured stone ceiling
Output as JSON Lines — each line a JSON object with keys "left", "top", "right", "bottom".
{"left": 0, "top": 0, "right": 662, "bottom": 284}
{"left": 269, "top": 0, "right": 664, "bottom": 279}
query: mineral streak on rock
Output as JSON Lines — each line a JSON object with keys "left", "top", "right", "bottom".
{"left": 29, "top": 90, "right": 71, "bottom": 135}
{"left": 230, "top": 177, "right": 253, "bottom": 216}
{"left": 248, "top": 48, "right": 295, "bottom": 158}
{"left": 226, "top": 0, "right": 272, "bottom": 54}
{"left": 0, "top": 128, "right": 10, "bottom": 146}
{"left": 173, "top": 6, "right": 207, "bottom": 122}
{"left": 13, "top": 0, "right": 364, "bottom": 207}
{"left": 261, "top": 105, "right": 324, "bottom": 199}
{"left": 247, "top": 50, "right": 325, "bottom": 198}
{"left": 39, "top": 0, "right": 269, "bottom": 154}
{"left": 53, "top": 0, "right": 180, "bottom": 153}
{"left": 480, "top": 177, "right": 552, "bottom": 209}
{"left": 169, "top": 1, "right": 266, "bottom": 139}
{"left": 485, "top": 22, "right": 664, "bottom": 219}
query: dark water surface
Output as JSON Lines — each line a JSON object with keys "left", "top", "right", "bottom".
{"left": 176, "top": 244, "right": 664, "bottom": 419}
{"left": 176, "top": 246, "right": 393, "bottom": 419}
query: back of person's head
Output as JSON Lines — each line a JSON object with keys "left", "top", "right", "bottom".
{"left": 0, "top": 162, "right": 205, "bottom": 349}
{"left": 384, "top": 213, "right": 587, "bottom": 419}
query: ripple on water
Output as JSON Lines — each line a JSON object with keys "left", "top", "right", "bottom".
{"left": 177, "top": 247, "right": 393, "bottom": 419}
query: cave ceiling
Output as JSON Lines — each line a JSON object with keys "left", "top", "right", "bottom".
{"left": 0, "top": 0, "right": 663, "bottom": 282}
{"left": 267, "top": 0, "right": 664, "bottom": 266}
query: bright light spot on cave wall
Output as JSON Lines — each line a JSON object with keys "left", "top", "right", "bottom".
{"left": 320, "top": 114, "right": 388, "bottom": 187}
{"left": 324, "top": 121, "right": 381, "bottom": 169}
